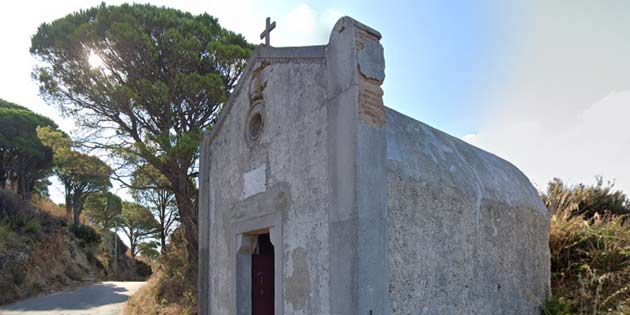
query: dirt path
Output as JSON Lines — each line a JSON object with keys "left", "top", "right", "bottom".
{"left": 0, "top": 281, "right": 146, "bottom": 315}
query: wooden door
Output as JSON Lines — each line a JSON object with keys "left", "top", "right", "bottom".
{"left": 252, "top": 234, "right": 274, "bottom": 315}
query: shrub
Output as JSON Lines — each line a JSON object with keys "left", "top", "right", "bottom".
{"left": 0, "top": 189, "right": 20, "bottom": 217}
{"left": 548, "top": 206, "right": 630, "bottom": 314}
{"left": 135, "top": 260, "right": 153, "bottom": 279}
{"left": 541, "top": 294, "right": 572, "bottom": 315}
{"left": 1, "top": 211, "right": 41, "bottom": 235}
{"left": 69, "top": 224, "right": 101, "bottom": 246}
{"left": 153, "top": 228, "right": 197, "bottom": 314}
{"left": 543, "top": 177, "right": 630, "bottom": 218}
{"left": 0, "top": 222, "right": 15, "bottom": 251}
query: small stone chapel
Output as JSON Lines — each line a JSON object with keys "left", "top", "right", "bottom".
{"left": 198, "top": 17, "right": 550, "bottom": 315}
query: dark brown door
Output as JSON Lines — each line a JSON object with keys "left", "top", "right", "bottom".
{"left": 252, "top": 234, "right": 274, "bottom": 315}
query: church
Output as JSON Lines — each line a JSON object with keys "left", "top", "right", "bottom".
{"left": 198, "top": 16, "right": 550, "bottom": 315}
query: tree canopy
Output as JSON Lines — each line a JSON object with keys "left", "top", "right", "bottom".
{"left": 131, "top": 164, "right": 178, "bottom": 253}
{"left": 31, "top": 3, "right": 254, "bottom": 256}
{"left": 84, "top": 191, "right": 122, "bottom": 230}
{"left": 38, "top": 126, "right": 112, "bottom": 224}
{"left": 0, "top": 99, "right": 57, "bottom": 200}
{"left": 120, "top": 201, "right": 158, "bottom": 257}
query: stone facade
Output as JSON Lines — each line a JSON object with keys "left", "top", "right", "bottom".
{"left": 198, "top": 16, "right": 550, "bottom": 315}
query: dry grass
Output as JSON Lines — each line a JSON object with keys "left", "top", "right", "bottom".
{"left": 124, "top": 229, "right": 197, "bottom": 315}
{"left": 124, "top": 272, "right": 186, "bottom": 315}
{"left": 548, "top": 207, "right": 630, "bottom": 314}
{"left": 31, "top": 195, "right": 65, "bottom": 219}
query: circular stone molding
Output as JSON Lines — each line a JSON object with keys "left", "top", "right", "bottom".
{"left": 246, "top": 103, "right": 265, "bottom": 142}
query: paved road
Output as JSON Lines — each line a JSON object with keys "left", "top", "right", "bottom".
{"left": 0, "top": 282, "right": 146, "bottom": 315}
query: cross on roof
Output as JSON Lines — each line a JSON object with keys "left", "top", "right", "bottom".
{"left": 260, "top": 17, "right": 276, "bottom": 46}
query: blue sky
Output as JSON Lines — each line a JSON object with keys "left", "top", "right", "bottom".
{"left": 1, "top": 0, "right": 629, "bottom": 201}
{"left": 311, "top": 0, "right": 514, "bottom": 136}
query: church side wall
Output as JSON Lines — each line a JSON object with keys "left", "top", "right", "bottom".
{"left": 385, "top": 109, "right": 550, "bottom": 315}
{"left": 205, "top": 58, "right": 330, "bottom": 315}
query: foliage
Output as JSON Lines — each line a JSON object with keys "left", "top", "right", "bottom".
{"left": 155, "top": 229, "right": 198, "bottom": 314}
{"left": 69, "top": 223, "right": 101, "bottom": 246}
{"left": 132, "top": 164, "right": 179, "bottom": 253}
{"left": 37, "top": 126, "right": 112, "bottom": 224}
{"left": 1, "top": 210, "right": 41, "bottom": 235}
{"left": 135, "top": 259, "right": 153, "bottom": 278}
{"left": 0, "top": 99, "right": 57, "bottom": 200}
{"left": 0, "top": 189, "right": 21, "bottom": 218}
{"left": 31, "top": 3, "right": 254, "bottom": 257}
{"left": 541, "top": 293, "right": 573, "bottom": 315}
{"left": 84, "top": 191, "right": 122, "bottom": 230}
{"left": 139, "top": 241, "right": 161, "bottom": 261}
{"left": 120, "top": 201, "right": 158, "bottom": 257}
{"left": 548, "top": 206, "right": 630, "bottom": 314}
{"left": 543, "top": 177, "right": 630, "bottom": 218}
{"left": 0, "top": 221, "right": 16, "bottom": 252}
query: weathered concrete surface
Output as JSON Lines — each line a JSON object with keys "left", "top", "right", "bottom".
{"left": 0, "top": 281, "right": 145, "bottom": 315}
{"left": 385, "top": 109, "right": 550, "bottom": 315}
{"left": 199, "top": 15, "right": 550, "bottom": 315}
{"left": 203, "top": 47, "right": 330, "bottom": 315}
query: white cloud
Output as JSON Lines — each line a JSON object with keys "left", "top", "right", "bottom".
{"left": 206, "top": 1, "right": 340, "bottom": 47}
{"left": 461, "top": 0, "right": 630, "bottom": 195}
{"left": 273, "top": 4, "right": 341, "bottom": 46}
{"left": 465, "top": 91, "right": 630, "bottom": 194}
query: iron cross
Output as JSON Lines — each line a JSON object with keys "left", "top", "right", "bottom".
{"left": 260, "top": 17, "right": 276, "bottom": 46}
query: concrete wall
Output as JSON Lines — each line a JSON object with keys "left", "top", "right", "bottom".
{"left": 326, "top": 17, "right": 389, "bottom": 315}
{"left": 385, "top": 108, "right": 550, "bottom": 315}
{"left": 203, "top": 47, "right": 331, "bottom": 314}
{"left": 200, "top": 15, "right": 550, "bottom": 315}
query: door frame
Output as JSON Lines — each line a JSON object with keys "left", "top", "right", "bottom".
{"left": 233, "top": 212, "right": 284, "bottom": 315}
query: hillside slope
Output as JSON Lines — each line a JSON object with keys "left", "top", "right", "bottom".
{"left": 0, "top": 190, "right": 150, "bottom": 305}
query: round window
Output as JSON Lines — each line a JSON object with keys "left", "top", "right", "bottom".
{"left": 247, "top": 111, "right": 264, "bottom": 140}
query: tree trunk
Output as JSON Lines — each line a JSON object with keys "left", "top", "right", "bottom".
{"left": 157, "top": 161, "right": 198, "bottom": 259}
{"left": 16, "top": 161, "right": 30, "bottom": 201}
{"left": 170, "top": 168, "right": 198, "bottom": 258}
{"left": 129, "top": 231, "right": 136, "bottom": 257}
{"left": 174, "top": 191, "right": 198, "bottom": 258}
{"left": 65, "top": 189, "right": 72, "bottom": 223}
{"left": 160, "top": 222, "right": 166, "bottom": 254}
{"left": 72, "top": 194, "right": 84, "bottom": 225}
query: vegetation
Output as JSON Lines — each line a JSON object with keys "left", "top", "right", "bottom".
{"left": 31, "top": 3, "right": 254, "bottom": 257}
{"left": 120, "top": 201, "right": 158, "bottom": 257}
{"left": 0, "top": 189, "right": 95, "bottom": 304}
{"left": 84, "top": 192, "right": 122, "bottom": 230}
{"left": 132, "top": 164, "right": 179, "bottom": 253}
{"left": 138, "top": 241, "right": 161, "bottom": 261}
{"left": 543, "top": 177, "right": 630, "bottom": 218}
{"left": 542, "top": 178, "right": 630, "bottom": 315}
{"left": 69, "top": 223, "right": 102, "bottom": 246}
{"left": 0, "top": 99, "right": 57, "bottom": 200}
{"left": 125, "top": 229, "right": 197, "bottom": 315}
{"left": 38, "top": 127, "right": 112, "bottom": 225}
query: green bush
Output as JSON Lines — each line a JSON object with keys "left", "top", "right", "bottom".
{"left": 0, "top": 222, "right": 15, "bottom": 251}
{"left": 1, "top": 211, "right": 41, "bottom": 235}
{"left": 22, "top": 214, "right": 41, "bottom": 234}
{"left": 541, "top": 294, "right": 572, "bottom": 315}
{"left": 69, "top": 224, "right": 101, "bottom": 246}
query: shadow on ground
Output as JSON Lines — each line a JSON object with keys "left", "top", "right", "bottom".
{"left": 0, "top": 282, "right": 134, "bottom": 311}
